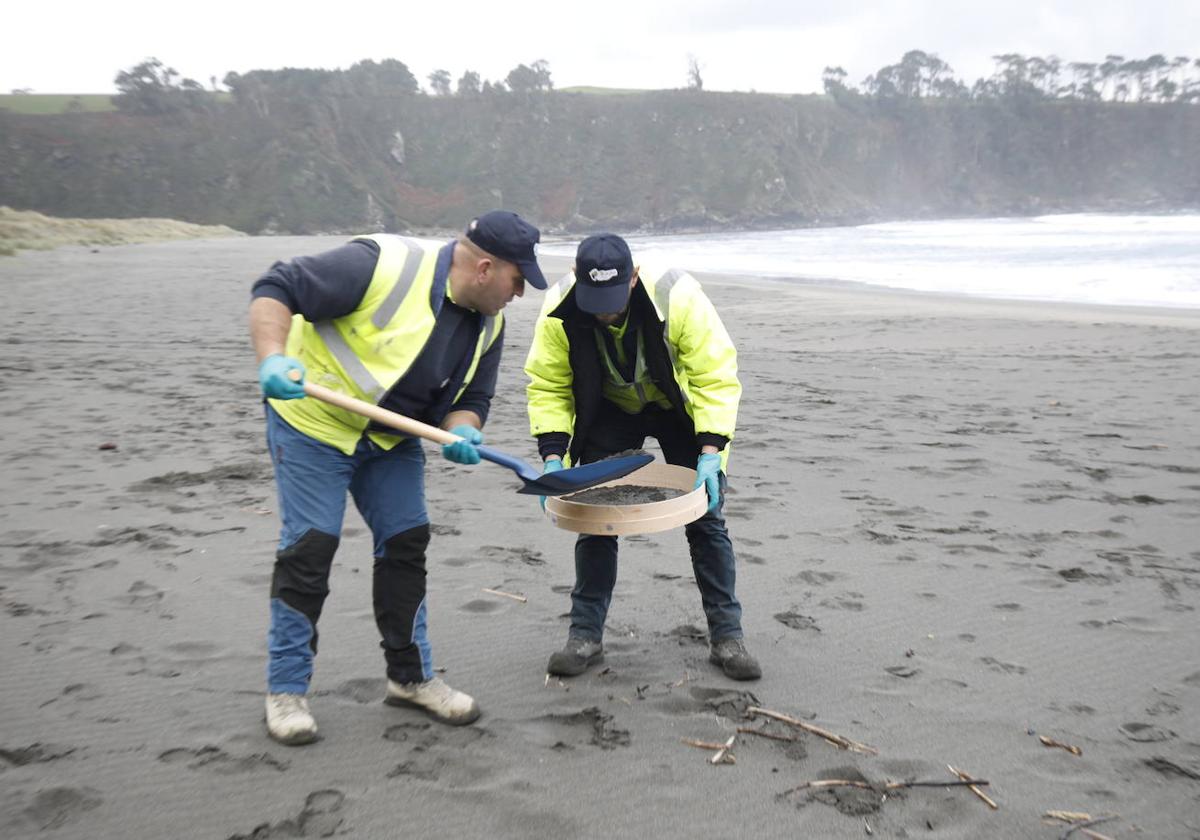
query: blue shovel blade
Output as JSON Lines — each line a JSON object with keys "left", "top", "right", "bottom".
{"left": 475, "top": 447, "right": 654, "bottom": 496}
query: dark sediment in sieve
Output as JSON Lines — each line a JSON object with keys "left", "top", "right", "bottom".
{"left": 564, "top": 485, "right": 684, "bottom": 505}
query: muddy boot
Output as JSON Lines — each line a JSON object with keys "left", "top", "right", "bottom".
{"left": 546, "top": 637, "right": 604, "bottom": 677}
{"left": 709, "top": 638, "right": 762, "bottom": 681}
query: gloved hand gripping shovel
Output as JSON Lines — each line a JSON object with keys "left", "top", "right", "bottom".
{"left": 298, "top": 380, "right": 652, "bottom": 496}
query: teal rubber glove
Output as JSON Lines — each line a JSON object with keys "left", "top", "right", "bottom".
{"left": 442, "top": 425, "right": 483, "bottom": 465}
{"left": 259, "top": 354, "right": 306, "bottom": 400}
{"left": 539, "top": 457, "right": 564, "bottom": 511}
{"left": 694, "top": 452, "right": 722, "bottom": 513}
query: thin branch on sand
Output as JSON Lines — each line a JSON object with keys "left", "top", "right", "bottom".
{"left": 948, "top": 765, "right": 999, "bottom": 810}
{"left": 781, "top": 777, "right": 991, "bottom": 797}
{"left": 1044, "top": 811, "right": 1119, "bottom": 840}
{"left": 736, "top": 725, "right": 799, "bottom": 743}
{"left": 1038, "top": 734, "right": 1082, "bottom": 755}
{"left": 680, "top": 733, "right": 736, "bottom": 765}
{"left": 682, "top": 738, "right": 729, "bottom": 751}
{"left": 482, "top": 587, "right": 527, "bottom": 603}
{"left": 711, "top": 734, "right": 737, "bottom": 765}
{"left": 746, "top": 706, "right": 878, "bottom": 754}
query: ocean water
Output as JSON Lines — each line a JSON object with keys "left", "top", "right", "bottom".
{"left": 542, "top": 214, "right": 1200, "bottom": 309}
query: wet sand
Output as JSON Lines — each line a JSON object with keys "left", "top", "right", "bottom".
{"left": 2, "top": 236, "right": 1199, "bottom": 838}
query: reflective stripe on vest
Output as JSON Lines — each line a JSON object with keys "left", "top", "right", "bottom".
{"left": 313, "top": 239, "right": 425, "bottom": 402}
{"left": 594, "top": 329, "right": 663, "bottom": 410}
{"left": 372, "top": 237, "right": 426, "bottom": 330}
{"left": 651, "top": 268, "right": 688, "bottom": 406}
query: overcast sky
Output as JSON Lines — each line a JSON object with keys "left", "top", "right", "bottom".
{"left": 6, "top": 1, "right": 1199, "bottom": 95}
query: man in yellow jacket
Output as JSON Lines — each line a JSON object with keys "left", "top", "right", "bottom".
{"left": 250, "top": 211, "right": 546, "bottom": 745}
{"left": 525, "top": 234, "right": 760, "bottom": 680}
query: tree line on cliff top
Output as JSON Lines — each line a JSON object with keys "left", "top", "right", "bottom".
{"left": 824, "top": 50, "right": 1200, "bottom": 104}
{"left": 109, "top": 50, "right": 1200, "bottom": 117}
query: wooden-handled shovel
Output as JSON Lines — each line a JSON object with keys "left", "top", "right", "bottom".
{"left": 293, "top": 377, "right": 652, "bottom": 496}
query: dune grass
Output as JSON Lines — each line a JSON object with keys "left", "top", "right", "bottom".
{"left": 0, "top": 207, "right": 245, "bottom": 256}
{"left": 0, "top": 94, "right": 117, "bottom": 114}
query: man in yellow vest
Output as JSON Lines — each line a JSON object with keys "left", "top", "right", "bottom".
{"left": 249, "top": 210, "right": 546, "bottom": 745}
{"left": 525, "top": 234, "right": 761, "bottom": 681}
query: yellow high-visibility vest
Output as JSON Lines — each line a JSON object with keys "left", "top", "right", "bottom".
{"left": 271, "top": 235, "right": 502, "bottom": 454}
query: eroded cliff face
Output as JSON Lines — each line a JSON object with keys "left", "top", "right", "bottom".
{"left": 2, "top": 90, "right": 1197, "bottom": 234}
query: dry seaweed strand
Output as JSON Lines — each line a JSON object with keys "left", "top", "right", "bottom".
{"left": 948, "top": 764, "right": 999, "bottom": 810}
{"left": 746, "top": 706, "right": 878, "bottom": 754}
{"left": 1039, "top": 734, "right": 1083, "bottom": 755}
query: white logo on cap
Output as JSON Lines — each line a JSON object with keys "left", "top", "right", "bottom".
{"left": 589, "top": 268, "right": 619, "bottom": 283}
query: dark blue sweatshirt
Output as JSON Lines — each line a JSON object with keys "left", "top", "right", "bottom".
{"left": 252, "top": 238, "right": 502, "bottom": 430}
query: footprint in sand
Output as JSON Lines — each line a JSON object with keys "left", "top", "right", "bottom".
{"left": 797, "top": 766, "right": 880, "bottom": 816}
{"left": 319, "top": 678, "right": 385, "bottom": 705}
{"left": 685, "top": 686, "right": 761, "bottom": 719}
{"left": 979, "top": 656, "right": 1027, "bottom": 675}
{"left": 774, "top": 611, "right": 820, "bottom": 632}
{"left": 121, "top": 580, "right": 165, "bottom": 610}
{"left": 479, "top": 545, "right": 546, "bottom": 566}
{"left": 790, "top": 570, "right": 840, "bottom": 586}
{"left": 1119, "top": 722, "right": 1174, "bottom": 743}
{"left": 158, "top": 746, "right": 290, "bottom": 774}
{"left": 227, "top": 789, "right": 345, "bottom": 840}
{"left": 664, "top": 624, "right": 707, "bottom": 645}
{"left": 460, "top": 599, "right": 503, "bottom": 614}
{"left": 819, "top": 593, "right": 866, "bottom": 612}
{"left": 383, "top": 725, "right": 493, "bottom": 783}
{"left": 20, "top": 786, "right": 103, "bottom": 831}
{"left": 527, "top": 707, "right": 631, "bottom": 751}
{"left": 0, "top": 743, "right": 77, "bottom": 767}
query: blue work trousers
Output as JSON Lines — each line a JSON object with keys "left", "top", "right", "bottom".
{"left": 569, "top": 403, "right": 743, "bottom": 643}
{"left": 264, "top": 405, "right": 432, "bottom": 693}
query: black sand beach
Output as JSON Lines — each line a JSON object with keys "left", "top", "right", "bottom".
{"left": 2, "top": 236, "right": 1198, "bottom": 838}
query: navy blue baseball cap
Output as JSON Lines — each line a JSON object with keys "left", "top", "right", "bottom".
{"left": 573, "top": 233, "right": 635, "bottom": 314}
{"left": 465, "top": 210, "right": 547, "bottom": 290}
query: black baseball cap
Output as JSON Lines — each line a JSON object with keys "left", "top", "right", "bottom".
{"left": 573, "top": 233, "right": 635, "bottom": 314}
{"left": 465, "top": 210, "right": 546, "bottom": 290}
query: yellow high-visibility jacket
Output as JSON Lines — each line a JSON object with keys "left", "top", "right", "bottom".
{"left": 271, "top": 235, "right": 502, "bottom": 454}
{"left": 524, "top": 264, "right": 740, "bottom": 470}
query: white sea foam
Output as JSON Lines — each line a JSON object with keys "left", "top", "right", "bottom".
{"left": 542, "top": 214, "right": 1200, "bottom": 309}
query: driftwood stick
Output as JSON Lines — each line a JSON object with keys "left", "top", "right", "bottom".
{"left": 746, "top": 706, "right": 878, "bottom": 755}
{"left": 1039, "top": 734, "right": 1083, "bottom": 756}
{"left": 782, "top": 778, "right": 991, "bottom": 797}
{"left": 783, "top": 779, "right": 875, "bottom": 794}
{"left": 710, "top": 734, "right": 737, "bottom": 765}
{"left": 948, "top": 764, "right": 999, "bottom": 810}
{"left": 682, "top": 738, "right": 729, "bottom": 751}
{"left": 482, "top": 587, "right": 527, "bottom": 603}
{"left": 1058, "top": 816, "right": 1118, "bottom": 840}
{"left": 736, "top": 725, "right": 799, "bottom": 743}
